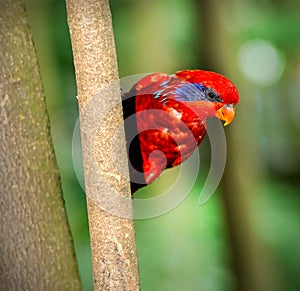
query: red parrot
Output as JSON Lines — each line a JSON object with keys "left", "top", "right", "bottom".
{"left": 122, "top": 70, "right": 239, "bottom": 194}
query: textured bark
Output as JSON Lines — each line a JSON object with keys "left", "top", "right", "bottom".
{"left": 0, "top": 1, "right": 81, "bottom": 290}
{"left": 65, "top": 0, "right": 140, "bottom": 290}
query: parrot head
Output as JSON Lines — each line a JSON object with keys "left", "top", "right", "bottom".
{"left": 170, "top": 70, "right": 240, "bottom": 126}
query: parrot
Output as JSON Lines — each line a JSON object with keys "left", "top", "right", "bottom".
{"left": 122, "top": 70, "right": 240, "bottom": 194}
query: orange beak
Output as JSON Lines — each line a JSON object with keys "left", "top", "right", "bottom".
{"left": 215, "top": 104, "right": 235, "bottom": 126}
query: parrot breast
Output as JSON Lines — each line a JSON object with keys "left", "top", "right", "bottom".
{"left": 135, "top": 92, "right": 207, "bottom": 184}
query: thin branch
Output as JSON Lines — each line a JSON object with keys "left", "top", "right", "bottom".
{"left": 65, "top": 0, "right": 140, "bottom": 289}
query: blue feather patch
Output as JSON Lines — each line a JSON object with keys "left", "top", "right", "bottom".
{"left": 174, "top": 83, "right": 223, "bottom": 103}
{"left": 154, "top": 89, "right": 164, "bottom": 99}
{"left": 174, "top": 83, "right": 207, "bottom": 102}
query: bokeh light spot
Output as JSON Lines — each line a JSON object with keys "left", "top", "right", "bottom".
{"left": 238, "top": 39, "right": 285, "bottom": 86}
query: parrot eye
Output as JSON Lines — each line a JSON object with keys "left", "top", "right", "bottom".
{"left": 204, "top": 87, "right": 223, "bottom": 102}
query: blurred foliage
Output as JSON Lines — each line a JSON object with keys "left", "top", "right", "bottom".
{"left": 24, "top": 0, "right": 300, "bottom": 290}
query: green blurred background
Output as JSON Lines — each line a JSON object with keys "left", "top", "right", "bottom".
{"left": 24, "top": 0, "right": 300, "bottom": 290}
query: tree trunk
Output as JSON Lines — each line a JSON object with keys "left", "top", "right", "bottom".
{"left": 65, "top": 0, "right": 140, "bottom": 289}
{"left": 0, "top": 1, "right": 81, "bottom": 290}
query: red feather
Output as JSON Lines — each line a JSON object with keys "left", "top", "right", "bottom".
{"left": 122, "top": 70, "right": 239, "bottom": 193}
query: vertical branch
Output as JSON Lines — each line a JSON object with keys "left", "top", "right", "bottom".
{"left": 65, "top": 0, "right": 140, "bottom": 289}
{"left": 0, "top": 0, "right": 81, "bottom": 289}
